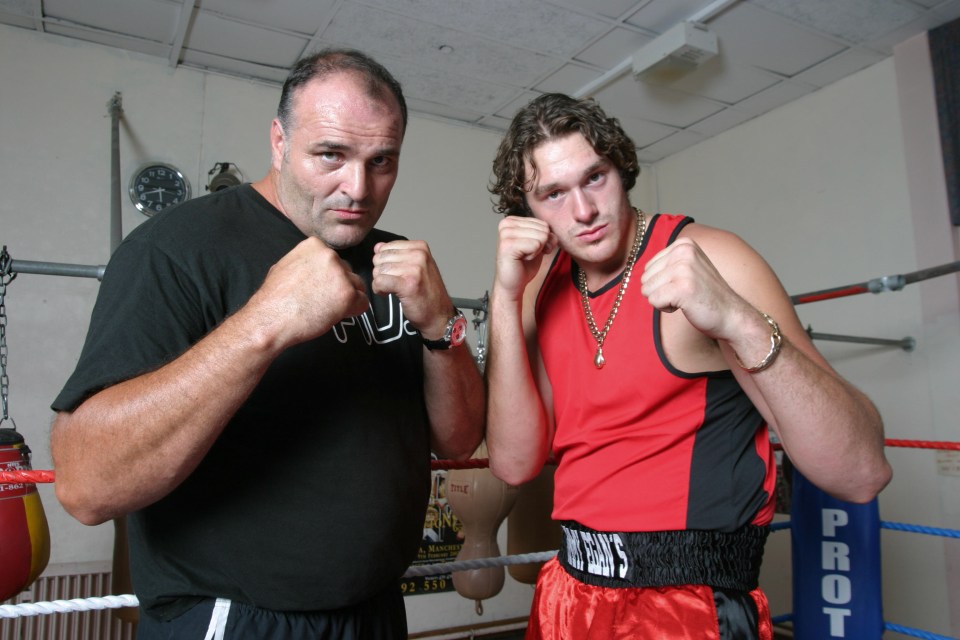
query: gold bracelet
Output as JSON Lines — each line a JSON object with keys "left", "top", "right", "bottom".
{"left": 735, "top": 313, "right": 782, "bottom": 373}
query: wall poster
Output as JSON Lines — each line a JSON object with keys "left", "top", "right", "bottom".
{"left": 401, "top": 465, "right": 464, "bottom": 596}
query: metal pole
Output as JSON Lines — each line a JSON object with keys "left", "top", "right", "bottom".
{"left": 8, "top": 260, "right": 105, "bottom": 281}
{"left": 807, "top": 329, "right": 915, "bottom": 352}
{"left": 108, "top": 92, "right": 123, "bottom": 254}
{"left": 451, "top": 296, "right": 487, "bottom": 313}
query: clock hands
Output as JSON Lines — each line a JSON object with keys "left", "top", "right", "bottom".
{"left": 141, "top": 185, "right": 184, "bottom": 202}
{"left": 142, "top": 187, "right": 168, "bottom": 201}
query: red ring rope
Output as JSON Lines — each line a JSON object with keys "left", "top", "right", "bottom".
{"left": 884, "top": 439, "right": 960, "bottom": 451}
{"left": 2, "top": 440, "right": 957, "bottom": 485}
{"left": 0, "top": 470, "right": 55, "bottom": 484}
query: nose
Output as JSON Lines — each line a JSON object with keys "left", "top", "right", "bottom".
{"left": 570, "top": 189, "right": 597, "bottom": 223}
{"left": 340, "top": 162, "right": 369, "bottom": 203}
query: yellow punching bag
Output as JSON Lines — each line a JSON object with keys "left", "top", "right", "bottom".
{"left": 445, "top": 442, "right": 518, "bottom": 609}
{"left": 0, "top": 428, "right": 50, "bottom": 602}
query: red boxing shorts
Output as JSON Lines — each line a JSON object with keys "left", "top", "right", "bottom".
{"left": 526, "top": 557, "right": 773, "bottom": 640}
{"left": 525, "top": 522, "right": 773, "bottom": 639}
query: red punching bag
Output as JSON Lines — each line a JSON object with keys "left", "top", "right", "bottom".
{"left": 0, "top": 428, "right": 50, "bottom": 602}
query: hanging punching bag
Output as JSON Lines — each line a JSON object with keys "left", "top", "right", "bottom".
{"left": 446, "top": 442, "right": 519, "bottom": 608}
{"left": 507, "top": 465, "right": 561, "bottom": 584}
{"left": 0, "top": 428, "right": 50, "bottom": 602}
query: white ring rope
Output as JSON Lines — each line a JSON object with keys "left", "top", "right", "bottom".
{"left": 0, "top": 551, "right": 558, "bottom": 619}
{"left": 0, "top": 595, "right": 139, "bottom": 619}
{"left": 402, "top": 550, "right": 556, "bottom": 578}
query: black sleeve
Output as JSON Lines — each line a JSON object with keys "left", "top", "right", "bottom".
{"left": 51, "top": 235, "right": 206, "bottom": 411}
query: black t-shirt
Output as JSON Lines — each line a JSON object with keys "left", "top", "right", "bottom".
{"left": 53, "top": 185, "right": 431, "bottom": 620}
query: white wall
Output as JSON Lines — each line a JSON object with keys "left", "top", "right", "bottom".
{"left": 651, "top": 53, "right": 960, "bottom": 639}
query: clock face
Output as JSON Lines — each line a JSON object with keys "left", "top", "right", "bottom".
{"left": 129, "top": 163, "right": 191, "bottom": 216}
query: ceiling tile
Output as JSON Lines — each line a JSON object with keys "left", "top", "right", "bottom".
{"left": 43, "top": 0, "right": 180, "bottom": 43}
{"left": 626, "top": 0, "right": 717, "bottom": 34}
{"left": 750, "top": 0, "right": 922, "bottom": 43}
{"left": 709, "top": 3, "right": 848, "bottom": 76}
{"left": 863, "top": 9, "right": 958, "bottom": 53}
{"left": 0, "top": 0, "right": 35, "bottom": 18}
{"left": 477, "top": 114, "right": 514, "bottom": 130}
{"left": 43, "top": 23, "right": 170, "bottom": 57}
{"left": 574, "top": 27, "right": 654, "bottom": 68}
{"left": 181, "top": 50, "right": 290, "bottom": 84}
{"left": 321, "top": 3, "right": 560, "bottom": 88}
{"left": 638, "top": 54, "right": 783, "bottom": 104}
{"left": 933, "top": 0, "right": 960, "bottom": 20}
{"left": 0, "top": 13, "right": 32, "bottom": 28}
{"left": 686, "top": 106, "right": 757, "bottom": 137}
{"left": 403, "top": 96, "right": 484, "bottom": 125}
{"left": 495, "top": 91, "right": 543, "bottom": 120}
{"left": 535, "top": 63, "right": 606, "bottom": 94}
{"left": 355, "top": 0, "right": 610, "bottom": 58}
{"left": 383, "top": 58, "right": 521, "bottom": 113}
{"left": 195, "top": 0, "right": 338, "bottom": 36}
{"left": 733, "top": 79, "right": 816, "bottom": 115}
{"left": 792, "top": 47, "right": 886, "bottom": 87}
{"left": 636, "top": 129, "right": 705, "bottom": 162}
{"left": 546, "top": 0, "right": 650, "bottom": 21}
{"left": 185, "top": 11, "right": 308, "bottom": 68}
{"left": 594, "top": 74, "right": 726, "bottom": 128}
{"left": 616, "top": 115, "right": 680, "bottom": 147}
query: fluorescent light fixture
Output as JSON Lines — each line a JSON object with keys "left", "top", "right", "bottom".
{"left": 632, "top": 22, "right": 718, "bottom": 82}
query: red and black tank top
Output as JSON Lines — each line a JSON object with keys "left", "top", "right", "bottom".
{"left": 535, "top": 213, "right": 776, "bottom": 533}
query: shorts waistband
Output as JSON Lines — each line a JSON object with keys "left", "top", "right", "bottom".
{"left": 557, "top": 521, "right": 769, "bottom": 591}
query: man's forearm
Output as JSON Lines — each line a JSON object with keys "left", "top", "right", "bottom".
{"left": 733, "top": 339, "right": 891, "bottom": 503}
{"left": 484, "top": 291, "right": 551, "bottom": 486}
{"left": 51, "top": 306, "right": 284, "bottom": 525}
{"left": 423, "top": 345, "right": 485, "bottom": 461}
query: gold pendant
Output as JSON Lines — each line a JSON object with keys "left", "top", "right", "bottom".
{"left": 594, "top": 347, "right": 605, "bottom": 369}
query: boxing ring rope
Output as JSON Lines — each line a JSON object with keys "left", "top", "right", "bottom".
{"left": 790, "top": 260, "right": 960, "bottom": 305}
{"left": 3, "top": 437, "right": 959, "bottom": 484}
{"left": 4, "top": 441, "right": 960, "bottom": 640}
{"left": 0, "top": 554, "right": 560, "bottom": 620}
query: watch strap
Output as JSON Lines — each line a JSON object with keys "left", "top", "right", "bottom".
{"left": 422, "top": 309, "right": 466, "bottom": 351}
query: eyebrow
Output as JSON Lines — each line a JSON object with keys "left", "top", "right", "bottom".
{"left": 308, "top": 141, "right": 350, "bottom": 153}
{"left": 532, "top": 159, "right": 607, "bottom": 196}
{"left": 308, "top": 140, "right": 400, "bottom": 157}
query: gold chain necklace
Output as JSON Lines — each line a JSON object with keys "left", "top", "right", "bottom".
{"left": 577, "top": 208, "right": 647, "bottom": 369}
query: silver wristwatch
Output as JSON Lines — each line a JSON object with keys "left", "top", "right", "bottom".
{"left": 422, "top": 308, "right": 467, "bottom": 350}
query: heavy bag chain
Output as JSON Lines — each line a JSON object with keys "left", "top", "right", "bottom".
{"left": 0, "top": 245, "right": 17, "bottom": 429}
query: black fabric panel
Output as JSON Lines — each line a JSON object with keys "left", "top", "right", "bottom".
{"left": 687, "top": 377, "right": 768, "bottom": 531}
{"left": 929, "top": 17, "right": 960, "bottom": 226}
{"left": 714, "top": 587, "right": 761, "bottom": 640}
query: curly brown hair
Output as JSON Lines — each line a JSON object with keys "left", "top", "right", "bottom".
{"left": 489, "top": 93, "right": 639, "bottom": 217}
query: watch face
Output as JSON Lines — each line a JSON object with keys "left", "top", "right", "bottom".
{"left": 129, "top": 163, "right": 191, "bottom": 216}
{"left": 450, "top": 315, "right": 468, "bottom": 346}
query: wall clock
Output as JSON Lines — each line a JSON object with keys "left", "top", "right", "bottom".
{"left": 128, "top": 162, "right": 191, "bottom": 216}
